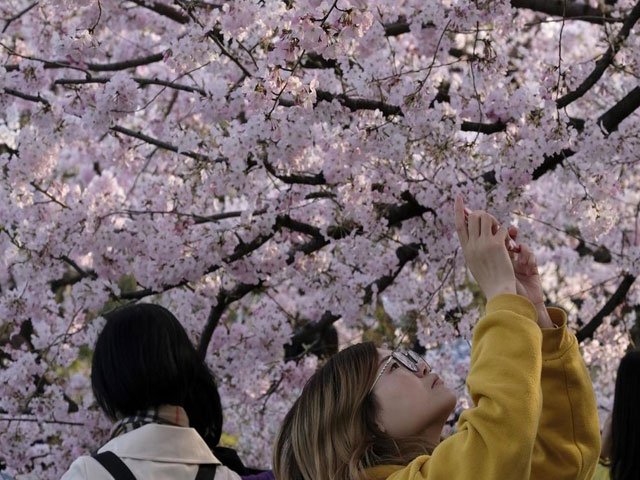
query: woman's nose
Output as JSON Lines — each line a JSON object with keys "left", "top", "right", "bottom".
{"left": 415, "top": 362, "right": 428, "bottom": 377}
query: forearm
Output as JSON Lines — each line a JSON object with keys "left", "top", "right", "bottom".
{"left": 533, "top": 301, "right": 554, "bottom": 329}
{"left": 530, "top": 308, "right": 600, "bottom": 480}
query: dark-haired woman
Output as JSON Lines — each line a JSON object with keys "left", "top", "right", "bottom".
{"left": 273, "top": 197, "right": 601, "bottom": 480}
{"left": 593, "top": 350, "right": 640, "bottom": 480}
{"left": 61, "top": 303, "right": 240, "bottom": 479}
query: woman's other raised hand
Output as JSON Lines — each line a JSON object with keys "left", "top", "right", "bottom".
{"left": 454, "top": 196, "right": 516, "bottom": 301}
{"left": 508, "top": 227, "right": 555, "bottom": 328}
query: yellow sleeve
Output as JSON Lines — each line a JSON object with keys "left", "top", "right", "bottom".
{"left": 530, "top": 308, "right": 601, "bottom": 480}
{"left": 384, "top": 294, "right": 543, "bottom": 480}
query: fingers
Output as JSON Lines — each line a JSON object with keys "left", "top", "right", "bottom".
{"left": 468, "top": 212, "right": 481, "bottom": 239}
{"left": 480, "top": 212, "right": 496, "bottom": 237}
{"left": 456, "top": 199, "right": 517, "bottom": 253}
{"left": 507, "top": 238, "right": 521, "bottom": 253}
{"left": 454, "top": 195, "right": 469, "bottom": 245}
{"left": 467, "top": 211, "right": 497, "bottom": 239}
{"left": 458, "top": 198, "right": 482, "bottom": 240}
{"left": 519, "top": 244, "right": 533, "bottom": 264}
{"left": 515, "top": 244, "right": 539, "bottom": 275}
{"left": 461, "top": 204, "right": 509, "bottom": 243}
{"left": 506, "top": 226, "right": 520, "bottom": 253}
{"left": 455, "top": 203, "right": 517, "bottom": 299}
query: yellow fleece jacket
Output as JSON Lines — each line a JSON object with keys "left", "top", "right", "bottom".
{"left": 366, "top": 294, "right": 600, "bottom": 480}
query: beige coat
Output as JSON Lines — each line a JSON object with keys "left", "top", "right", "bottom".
{"left": 60, "top": 424, "right": 241, "bottom": 480}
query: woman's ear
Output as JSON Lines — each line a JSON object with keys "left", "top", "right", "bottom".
{"left": 376, "top": 420, "right": 387, "bottom": 434}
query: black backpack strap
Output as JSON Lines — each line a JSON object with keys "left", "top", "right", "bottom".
{"left": 195, "top": 463, "right": 218, "bottom": 480}
{"left": 92, "top": 451, "right": 216, "bottom": 480}
{"left": 91, "top": 451, "right": 137, "bottom": 480}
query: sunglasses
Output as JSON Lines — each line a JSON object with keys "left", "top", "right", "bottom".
{"left": 369, "top": 350, "right": 432, "bottom": 393}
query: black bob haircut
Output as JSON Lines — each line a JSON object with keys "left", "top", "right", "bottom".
{"left": 611, "top": 349, "right": 640, "bottom": 480}
{"left": 91, "top": 303, "right": 223, "bottom": 447}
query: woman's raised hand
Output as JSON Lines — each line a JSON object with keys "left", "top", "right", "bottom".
{"left": 454, "top": 196, "right": 516, "bottom": 301}
{"left": 508, "top": 227, "right": 555, "bottom": 328}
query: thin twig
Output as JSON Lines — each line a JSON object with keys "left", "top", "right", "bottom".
{"left": 0, "top": 417, "right": 84, "bottom": 427}
{"left": 54, "top": 76, "right": 207, "bottom": 96}
{"left": 2, "top": 87, "right": 50, "bottom": 105}
{"left": 2, "top": 1, "right": 38, "bottom": 33}
{"left": 30, "top": 182, "right": 69, "bottom": 209}
{"left": 110, "top": 125, "right": 219, "bottom": 163}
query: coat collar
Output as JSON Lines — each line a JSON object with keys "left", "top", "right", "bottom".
{"left": 98, "top": 423, "right": 220, "bottom": 464}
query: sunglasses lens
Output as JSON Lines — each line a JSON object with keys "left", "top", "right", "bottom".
{"left": 406, "top": 350, "right": 422, "bottom": 363}
{"left": 405, "top": 350, "right": 431, "bottom": 373}
{"left": 395, "top": 351, "right": 418, "bottom": 371}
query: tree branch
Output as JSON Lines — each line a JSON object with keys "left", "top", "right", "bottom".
{"left": 598, "top": 85, "right": 640, "bottom": 133}
{"left": 124, "top": 0, "right": 252, "bottom": 78}
{"left": 3, "top": 52, "right": 165, "bottom": 73}
{"left": 110, "top": 125, "right": 217, "bottom": 163}
{"left": 2, "top": 1, "right": 38, "bottom": 33}
{"left": 128, "top": 0, "right": 190, "bottom": 24}
{"left": 120, "top": 214, "right": 351, "bottom": 301}
{"left": 59, "top": 255, "right": 96, "bottom": 279}
{"left": 362, "top": 243, "right": 421, "bottom": 302}
{"left": 556, "top": 0, "right": 640, "bottom": 109}
{"left": 576, "top": 274, "right": 636, "bottom": 342}
{"left": 284, "top": 310, "right": 341, "bottom": 360}
{"left": 511, "top": 0, "right": 612, "bottom": 23}
{"left": 54, "top": 77, "right": 207, "bottom": 96}
{"left": 119, "top": 231, "right": 276, "bottom": 300}
{"left": 112, "top": 191, "right": 437, "bottom": 304}
{"left": 197, "top": 281, "right": 262, "bottom": 358}
{"left": 383, "top": 191, "right": 437, "bottom": 226}
{"left": 49, "top": 273, "right": 86, "bottom": 291}
{"left": 0, "top": 142, "right": 19, "bottom": 156}
{"left": 263, "top": 159, "right": 327, "bottom": 185}
{"left": 461, "top": 120, "right": 507, "bottom": 134}
{"left": 52, "top": 75, "right": 501, "bottom": 135}
{"left": 492, "top": 86, "right": 640, "bottom": 183}
{"left": 0, "top": 416, "right": 84, "bottom": 427}
{"left": 282, "top": 90, "right": 505, "bottom": 134}
{"left": 2, "top": 87, "right": 49, "bottom": 105}
{"left": 529, "top": 83, "right": 640, "bottom": 177}
{"left": 531, "top": 148, "right": 576, "bottom": 180}
{"left": 205, "top": 30, "right": 253, "bottom": 78}
{"left": 285, "top": 243, "right": 423, "bottom": 360}
{"left": 383, "top": 0, "right": 617, "bottom": 37}
{"left": 276, "top": 215, "right": 323, "bottom": 238}
{"left": 315, "top": 90, "right": 402, "bottom": 116}
{"left": 86, "top": 53, "right": 167, "bottom": 72}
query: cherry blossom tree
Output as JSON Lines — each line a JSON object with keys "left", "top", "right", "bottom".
{"left": 1, "top": 0, "right": 640, "bottom": 475}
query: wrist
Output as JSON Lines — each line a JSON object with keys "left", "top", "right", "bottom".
{"left": 534, "top": 303, "right": 554, "bottom": 328}
{"left": 485, "top": 284, "right": 516, "bottom": 300}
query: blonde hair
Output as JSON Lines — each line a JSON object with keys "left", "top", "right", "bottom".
{"left": 273, "top": 342, "right": 433, "bottom": 480}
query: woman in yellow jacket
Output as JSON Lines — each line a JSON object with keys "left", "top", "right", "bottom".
{"left": 273, "top": 197, "right": 600, "bottom": 480}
